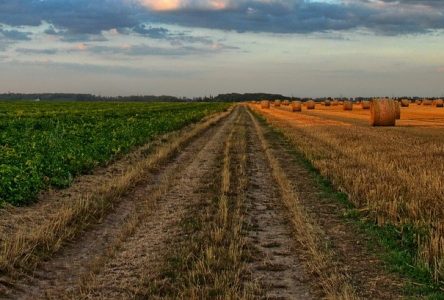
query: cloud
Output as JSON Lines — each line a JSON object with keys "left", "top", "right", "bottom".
{"left": 0, "top": 0, "right": 444, "bottom": 40}
{"left": 0, "top": 28, "right": 31, "bottom": 40}
{"left": 15, "top": 48, "right": 58, "bottom": 55}
{"left": 71, "top": 42, "right": 238, "bottom": 57}
{"left": 143, "top": 0, "right": 444, "bottom": 35}
{"left": 139, "top": 0, "right": 230, "bottom": 11}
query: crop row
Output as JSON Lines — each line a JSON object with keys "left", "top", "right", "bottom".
{"left": 0, "top": 101, "right": 230, "bottom": 205}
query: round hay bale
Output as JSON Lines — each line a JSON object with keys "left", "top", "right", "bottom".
{"left": 283, "top": 100, "right": 290, "bottom": 106}
{"left": 361, "top": 101, "right": 370, "bottom": 109}
{"left": 435, "top": 99, "right": 444, "bottom": 108}
{"left": 324, "top": 100, "right": 331, "bottom": 106}
{"left": 331, "top": 100, "right": 339, "bottom": 106}
{"left": 343, "top": 101, "right": 353, "bottom": 111}
{"left": 274, "top": 100, "right": 281, "bottom": 107}
{"left": 339, "top": 101, "right": 344, "bottom": 105}
{"left": 261, "top": 100, "right": 270, "bottom": 109}
{"left": 395, "top": 101, "right": 401, "bottom": 119}
{"left": 306, "top": 100, "right": 315, "bottom": 110}
{"left": 289, "top": 101, "right": 302, "bottom": 112}
{"left": 370, "top": 99, "right": 397, "bottom": 126}
{"left": 415, "top": 100, "right": 422, "bottom": 105}
{"left": 423, "top": 99, "right": 432, "bottom": 106}
{"left": 400, "top": 99, "right": 410, "bottom": 107}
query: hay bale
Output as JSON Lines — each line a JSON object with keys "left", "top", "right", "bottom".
{"left": 370, "top": 99, "right": 397, "bottom": 126}
{"left": 283, "top": 100, "right": 290, "bottom": 106}
{"left": 423, "top": 99, "right": 432, "bottom": 106}
{"left": 415, "top": 100, "right": 422, "bottom": 105}
{"left": 324, "top": 100, "right": 331, "bottom": 106}
{"left": 435, "top": 99, "right": 444, "bottom": 108}
{"left": 343, "top": 101, "right": 353, "bottom": 111}
{"left": 395, "top": 101, "right": 401, "bottom": 119}
{"left": 331, "top": 100, "right": 339, "bottom": 106}
{"left": 361, "top": 101, "right": 370, "bottom": 109}
{"left": 306, "top": 100, "right": 315, "bottom": 110}
{"left": 289, "top": 101, "right": 302, "bottom": 112}
{"left": 400, "top": 99, "right": 410, "bottom": 107}
{"left": 274, "top": 100, "right": 281, "bottom": 107}
{"left": 261, "top": 100, "right": 270, "bottom": 109}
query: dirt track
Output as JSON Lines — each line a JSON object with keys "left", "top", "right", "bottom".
{"left": 0, "top": 105, "right": 408, "bottom": 299}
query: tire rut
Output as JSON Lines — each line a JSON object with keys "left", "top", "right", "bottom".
{"left": 82, "top": 107, "right": 240, "bottom": 299}
{"left": 4, "top": 108, "right": 240, "bottom": 300}
{"left": 243, "top": 107, "right": 314, "bottom": 299}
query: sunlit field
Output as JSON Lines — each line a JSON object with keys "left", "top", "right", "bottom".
{"left": 251, "top": 101, "right": 444, "bottom": 282}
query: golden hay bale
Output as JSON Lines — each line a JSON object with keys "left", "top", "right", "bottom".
{"left": 395, "top": 101, "right": 401, "bottom": 119}
{"left": 274, "top": 100, "right": 281, "bottom": 107}
{"left": 331, "top": 100, "right": 339, "bottom": 106}
{"left": 306, "top": 100, "right": 315, "bottom": 110}
{"left": 289, "top": 101, "right": 302, "bottom": 112}
{"left": 400, "top": 99, "right": 410, "bottom": 107}
{"left": 343, "top": 101, "right": 353, "bottom": 111}
{"left": 324, "top": 100, "right": 331, "bottom": 106}
{"left": 361, "top": 101, "right": 370, "bottom": 109}
{"left": 339, "top": 101, "right": 344, "bottom": 105}
{"left": 423, "top": 99, "right": 432, "bottom": 106}
{"left": 261, "top": 100, "right": 270, "bottom": 109}
{"left": 435, "top": 99, "right": 444, "bottom": 107}
{"left": 415, "top": 100, "right": 422, "bottom": 105}
{"left": 283, "top": 100, "right": 290, "bottom": 106}
{"left": 370, "top": 99, "right": 397, "bottom": 126}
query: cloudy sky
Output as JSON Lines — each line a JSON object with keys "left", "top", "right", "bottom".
{"left": 0, "top": 0, "right": 444, "bottom": 97}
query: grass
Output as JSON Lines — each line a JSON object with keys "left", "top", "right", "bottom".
{"left": 146, "top": 108, "right": 255, "bottom": 299}
{"left": 248, "top": 109, "right": 357, "bottom": 299}
{"left": 252, "top": 104, "right": 444, "bottom": 283}
{"left": 252, "top": 109, "right": 444, "bottom": 298}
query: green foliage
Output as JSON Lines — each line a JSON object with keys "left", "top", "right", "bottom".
{"left": 0, "top": 101, "right": 230, "bottom": 206}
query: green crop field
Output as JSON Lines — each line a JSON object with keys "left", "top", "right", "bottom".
{"left": 0, "top": 101, "right": 230, "bottom": 206}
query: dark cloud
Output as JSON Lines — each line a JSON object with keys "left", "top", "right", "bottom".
{"left": 146, "top": 0, "right": 444, "bottom": 35}
{"left": 130, "top": 24, "right": 215, "bottom": 45}
{"left": 15, "top": 48, "right": 58, "bottom": 55}
{"left": 0, "top": 0, "right": 443, "bottom": 42}
{"left": 0, "top": 28, "right": 31, "bottom": 40}
{"left": 132, "top": 24, "right": 169, "bottom": 39}
{"left": 76, "top": 43, "right": 238, "bottom": 57}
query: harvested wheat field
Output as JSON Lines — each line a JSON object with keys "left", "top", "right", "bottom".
{"left": 250, "top": 101, "right": 444, "bottom": 297}
{"left": 0, "top": 102, "right": 443, "bottom": 299}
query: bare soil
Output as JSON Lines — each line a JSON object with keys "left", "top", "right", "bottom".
{"left": 244, "top": 109, "right": 314, "bottom": 299}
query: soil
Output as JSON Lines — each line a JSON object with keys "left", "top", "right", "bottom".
{"left": 243, "top": 108, "right": 314, "bottom": 299}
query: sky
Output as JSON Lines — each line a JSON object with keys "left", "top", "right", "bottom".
{"left": 0, "top": 0, "right": 444, "bottom": 97}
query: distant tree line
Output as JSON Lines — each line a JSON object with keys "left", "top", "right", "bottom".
{"left": 0, "top": 93, "right": 186, "bottom": 102}
{"left": 0, "top": 92, "right": 295, "bottom": 102}
{"left": 0, "top": 93, "right": 440, "bottom": 103}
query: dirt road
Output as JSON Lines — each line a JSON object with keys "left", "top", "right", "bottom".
{"left": 0, "top": 105, "right": 407, "bottom": 299}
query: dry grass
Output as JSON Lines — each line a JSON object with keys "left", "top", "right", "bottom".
{"left": 0, "top": 108, "right": 233, "bottom": 274}
{"left": 247, "top": 109, "right": 357, "bottom": 299}
{"left": 250, "top": 103, "right": 444, "bottom": 282}
{"left": 154, "top": 111, "right": 255, "bottom": 299}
